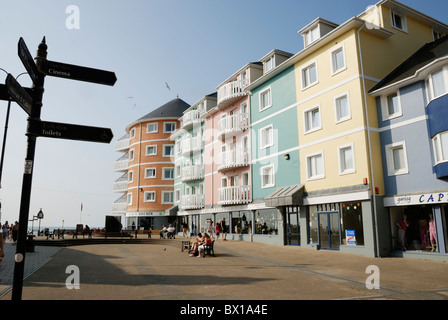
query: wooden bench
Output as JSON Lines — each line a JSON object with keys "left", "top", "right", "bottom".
{"left": 104, "top": 231, "right": 134, "bottom": 239}
{"left": 202, "top": 240, "right": 215, "bottom": 257}
{"left": 181, "top": 240, "right": 191, "bottom": 253}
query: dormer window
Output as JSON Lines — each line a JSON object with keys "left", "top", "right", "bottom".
{"left": 265, "top": 56, "right": 274, "bottom": 72}
{"left": 305, "top": 26, "right": 319, "bottom": 46}
{"left": 391, "top": 11, "right": 407, "bottom": 32}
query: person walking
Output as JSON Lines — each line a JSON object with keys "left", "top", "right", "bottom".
{"left": 220, "top": 217, "right": 228, "bottom": 241}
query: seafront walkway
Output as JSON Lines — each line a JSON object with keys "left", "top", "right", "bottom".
{"left": 0, "top": 234, "right": 448, "bottom": 301}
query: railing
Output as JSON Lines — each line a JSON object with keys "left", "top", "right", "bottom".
{"left": 112, "top": 194, "right": 127, "bottom": 212}
{"left": 217, "top": 79, "right": 248, "bottom": 107}
{"left": 181, "top": 136, "right": 204, "bottom": 155}
{"left": 181, "top": 109, "right": 203, "bottom": 129}
{"left": 218, "top": 148, "right": 250, "bottom": 171}
{"left": 114, "top": 153, "right": 129, "bottom": 171}
{"left": 181, "top": 194, "right": 205, "bottom": 209}
{"left": 115, "top": 134, "right": 130, "bottom": 151}
{"left": 113, "top": 173, "right": 129, "bottom": 192}
{"left": 181, "top": 164, "right": 205, "bottom": 182}
{"left": 217, "top": 112, "right": 249, "bottom": 136}
{"left": 217, "top": 185, "right": 251, "bottom": 205}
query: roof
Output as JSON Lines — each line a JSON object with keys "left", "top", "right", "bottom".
{"left": 369, "top": 36, "right": 448, "bottom": 94}
{"left": 265, "top": 184, "right": 304, "bottom": 207}
{"left": 137, "top": 97, "right": 190, "bottom": 121}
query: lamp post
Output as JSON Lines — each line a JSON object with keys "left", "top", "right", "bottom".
{"left": 37, "top": 208, "right": 43, "bottom": 234}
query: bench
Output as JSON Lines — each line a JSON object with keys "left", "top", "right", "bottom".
{"left": 181, "top": 240, "right": 190, "bottom": 253}
{"left": 202, "top": 240, "right": 215, "bottom": 257}
{"left": 104, "top": 231, "right": 133, "bottom": 239}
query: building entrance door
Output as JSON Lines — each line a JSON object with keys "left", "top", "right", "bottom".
{"left": 285, "top": 206, "right": 300, "bottom": 246}
{"left": 318, "top": 212, "right": 340, "bottom": 250}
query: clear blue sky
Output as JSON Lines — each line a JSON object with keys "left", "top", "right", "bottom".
{"left": 0, "top": 0, "right": 446, "bottom": 228}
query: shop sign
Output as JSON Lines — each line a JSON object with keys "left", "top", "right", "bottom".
{"left": 385, "top": 191, "right": 448, "bottom": 207}
{"left": 346, "top": 230, "right": 356, "bottom": 246}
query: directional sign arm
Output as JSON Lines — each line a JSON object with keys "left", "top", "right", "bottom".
{"left": 38, "top": 60, "right": 117, "bottom": 86}
{"left": 5, "top": 74, "right": 33, "bottom": 116}
{"left": 18, "top": 37, "right": 41, "bottom": 84}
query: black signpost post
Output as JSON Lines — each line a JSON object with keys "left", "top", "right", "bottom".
{"left": 5, "top": 37, "right": 116, "bottom": 300}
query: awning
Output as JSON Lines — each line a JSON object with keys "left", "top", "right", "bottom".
{"left": 164, "top": 205, "right": 179, "bottom": 216}
{"left": 265, "top": 184, "right": 304, "bottom": 207}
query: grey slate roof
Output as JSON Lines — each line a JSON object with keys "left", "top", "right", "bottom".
{"left": 369, "top": 35, "right": 448, "bottom": 93}
{"left": 137, "top": 97, "right": 190, "bottom": 121}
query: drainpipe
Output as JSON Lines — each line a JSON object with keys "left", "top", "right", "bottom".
{"left": 357, "top": 22, "right": 381, "bottom": 257}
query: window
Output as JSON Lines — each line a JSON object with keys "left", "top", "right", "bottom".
{"left": 146, "top": 145, "right": 157, "bottom": 156}
{"left": 175, "top": 189, "right": 180, "bottom": 203}
{"left": 261, "top": 164, "right": 275, "bottom": 188}
{"left": 341, "top": 202, "right": 364, "bottom": 246}
{"left": 175, "top": 165, "right": 181, "bottom": 178}
{"left": 164, "top": 122, "right": 176, "bottom": 133}
{"left": 338, "top": 144, "right": 355, "bottom": 175}
{"left": 144, "top": 191, "right": 156, "bottom": 202}
{"left": 304, "top": 105, "right": 321, "bottom": 133}
{"left": 147, "top": 123, "right": 158, "bottom": 133}
{"left": 163, "top": 145, "right": 174, "bottom": 157}
{"left": 433, "top": 29, "right": 446, "bottom": 41}
{"left": 162, "top": 191, "right": 174, "bottom": 204}
{"left": 427, "top": 68, "right": 448, "bottom": 101}
{"left": 162, "top": 168, "right": 174, "bottom": 180}
{"left": 129, "top": 149, "right": 134, "bottom": 161}
{"left": 433, "top": 131, "right": 448, "bottom": 164}
{"left": 302, "top": 62, "right": 318, "bottom": 89}
{"left": 259, "top": 87, "right": 272, "bottom": 111}
{"left": 145, "top": 168, "right": 156, "bottom": 179}
{"left": 127, "top": 193, "right": 132, "bottom": 205}
{"left": 255, "top": 209, "right": 279, "bottom": 235}
{"left": 305, "top": 26, "right": 319, "bottom": 46}
{"left": 335, "top": 93, "right": 351, "bottom": 123}
{"left": 385, "top": 142, "right": 409, "bottom": 176}
{"left": 265, "top": 56, "right": 274, "bottom": 72}
{"left": 130, "top": 128, "right": 136, "bottom": 138}
{"left": 259, "top": 125, "right": 274, "bottom": 149}
{"left": 128, "top": 171, "right": 134, "bottom": 182}
{"left": 381, "top": 92, "right": 402, "bottom": 120}
{"left": 331, "top": 45, "right": 346, "bottom": 74}
{"left": 306, "top": 152, "right": 324, "bottom": 180}
{"left": 391, "top": 11, "right": 407, "bottom": 32}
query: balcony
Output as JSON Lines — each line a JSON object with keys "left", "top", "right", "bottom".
{"left": 181, "top": 136, "right": 204, "bottom": 155}
{"left": 113, "top": 173, "right": 129, "bottom": 193}
{"left": 114, "top": 153, "right": 129, "bottom": 172}
{"left": 181, "top": 194, "right": 205, "bottom": 210}
{"left": 115, "top": 134, "right": 130, "bottom": 152}
{"left": 218, "top": 149, "right": 250, "bottom": 171}
{"left": 112, "top": 194, "right": 127, "bottom": 213}
{"left": 182, "top": 164, "right": 205, "bottom": 182}
{"left": 181, "top": 109, "right": 203, "bottom": 130}
{"left": 217, "top": 185, "right": 251, "bottom": 205}
{"left": 217, "top": 79, "right": 248, "bottom": 109}
{"left": 218, "top": 112, "right": 249, "bottom": 136}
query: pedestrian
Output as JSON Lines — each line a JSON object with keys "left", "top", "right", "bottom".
{"left": 214, "top": 222, "right": 220, "bottom": 242}
{"left": 0, "top": 226, "right": 4, "bottom": 267}
{"left": 220, "top": 217, "right": 228, "bottom": 241}
{"left": 2, "top": 221, "right": 8, "bottom": 242}
{"left": 12, "top": 221, "right": 18, "bottom": 242}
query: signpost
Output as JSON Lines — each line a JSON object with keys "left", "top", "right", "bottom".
{"left": 8, "top": 37, "right": 117, "bottom": 301}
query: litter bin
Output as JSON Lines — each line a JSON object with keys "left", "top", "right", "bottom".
{"left": 26, "top": 234, "right": 35, "bottom": 252}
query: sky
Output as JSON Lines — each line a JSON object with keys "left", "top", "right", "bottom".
{"left": 0, "top": 0, "right": 446, "bottom": 229}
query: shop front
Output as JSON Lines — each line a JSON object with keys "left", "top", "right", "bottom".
{"left": 385, "top": 192, "right": 448, "bottom": 261}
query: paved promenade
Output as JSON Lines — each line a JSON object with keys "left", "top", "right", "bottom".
{"left": 1, "top": 235, "right": 448, "bottom": 302}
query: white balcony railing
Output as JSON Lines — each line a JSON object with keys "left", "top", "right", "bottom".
{"left": 181, "top": 109, "right": 203, "bottom": 130}
{"left": 113, "top": 173, "right": 129, "bottom": 193}
{"left": 181, "top": 136, "right": 204, "bottom": 155}
{"left": 112, "top": 194, "right": 127, "bottom": 213}
{"left": 218, "top": 148, "right": 250, "bottom": 171}
{"left": 181, "top": 194, "right": 205, "bottom": 210}
{"left": 181, "top": 164, "right": 205, "bottom": 182}
{"left": 114, "top": 153, "right": 129, "bottom": 172}
{"left": 115, "top": 134, "right": 130, "bottom": 152}
{"left": 217, "top": 79, "right": 248, "bottom": 108}
{"left": 217, "top": 185, "right": 251, "bottom": 205}
{"left": 218, "top": 113, "right": 249, "bottom": 136}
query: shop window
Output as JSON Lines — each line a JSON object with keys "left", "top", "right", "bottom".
{"left": 255, "top": 209, "right": 279, "bottom": 235}
{"left": 232, "top": 211, "right": 252, "bottom": 234}
{"left": 341, "top": 202, "right": 364, "bottom": 246}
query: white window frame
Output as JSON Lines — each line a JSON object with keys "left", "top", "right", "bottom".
{"left": 330, "top": 44, "right": 346, "bottom": 75}
{"left": 146, "top": 145, "right": 157, "bottom": 156}
{"left": 260, "top": 164, "right": 275, "bottom": 188}
{"left": 259, "top": 124, "right": 274, "bottom": 149}
{"left": 426, "top": 67, "right": 448, "bottom": 103}
{"left": 385, "top": 141, "right": 409, "bottom": 176}
{"left": 163, "top": 122, "right": 177, "bottom": 133}
{"left": 128, "top": 170, "right": 134, "bottom": 183}
{"left": 265, "top": 56, "right": 274, "bottom": 73}
{"left": 334, "top": 92, "right": 351, "bottom": 123}
{"left": 301, "top": 61, "right": 318, "bottom": 90}
{"left": 259, "top": 86, "right": 272, "bottom": 112}
{"left": 163, "top": 144, "right": 174, "bottom": 157}
{"left": 338, "top": 143, "right": 355, "bottom": 175}
{"left": 391, "top": 11, "right": 407, "bottom": 32}
{"left": 175, "top": 189, "right": 181, "bottom": 203}
{"left": 127, "top": 193, "right": 132, "bottom": 205}
{"left": 161, "top": 191, "right": 174, "bottom": 204}
{"left": 147, "top": 123, "right": 158, "bottom": 133}
{"left": 162, "top": 167, "right": 174, "bottom": 180}
{"left": 432, "top": 131, "right": 448, "bottom": 165}
{"left": 144, "top": 191, "right": 156, "bottom": 202}
{"left": 305, "top": 25, "right": 320, "bottom": 46}
{"left": 381, "top": 91, "right": 403, "bottom": 121}
{"left": 129, "top": 128, "right": 136, "bottom": 139}
{"left": 145, "top": 168, "right": 156, "bottom": 179}
{"left": 306, "top": 151, "right": 325, "bottom": 181}
{"left": 303, "top": 105, "right": 321, "bottom": 134}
